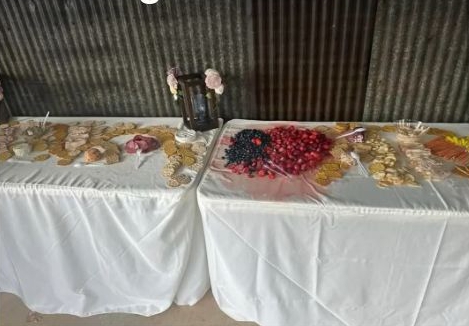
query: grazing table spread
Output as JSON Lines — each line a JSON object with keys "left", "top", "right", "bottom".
{"left": 197, "top": 119, "right": 469, "bottom": 326}
{"left": 0, "top": 117, "right": 220, "bottom": 316}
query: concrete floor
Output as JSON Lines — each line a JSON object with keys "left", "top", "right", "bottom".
{"left": 0, "top": 291, "right": 257, "bottom": 326}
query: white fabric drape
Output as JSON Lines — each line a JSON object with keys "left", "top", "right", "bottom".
{"left": 0, "top": 117, "right": 219, "bottom": 316}
{"left": 198, "top": 120, "right": 469, "bottom": 326}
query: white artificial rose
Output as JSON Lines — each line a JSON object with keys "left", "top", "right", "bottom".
{"left": 215, "top": 84, "right": 224, "bottom": 95}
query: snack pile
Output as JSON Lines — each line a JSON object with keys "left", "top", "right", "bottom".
{"left": 426, "top": 136, "right": 469, "bottom": 166}
{"left": 221, "top": 121, "right": 468, "bottom": 187}
{"left": 354, "top": 129, "right": 418, "bottom": 187}
{"left": 0, "top": 119, "right": 212, "bottom": 188}
{"left": 0, "top": 123, "right": 17, "bottom": 161}
{"left": 47, "top": 121, "right": 121, "bottom": 166}
{"left": 160, "top": 133, "right": 207, "bottom": 187}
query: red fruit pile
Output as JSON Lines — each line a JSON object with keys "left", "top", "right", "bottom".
{"left": 224, "top": 126, "right": 332, "bottom": 178}
{"left": 263, "top": 126, "right": 332, "bottom": 176}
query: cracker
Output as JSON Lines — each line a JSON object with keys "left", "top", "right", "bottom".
{"left": 101, "top": 134, "right": 113, "bottom": 141}
{"left": 33, "top": 154, "right": 50, "bottom": 162}
{"left": 0, "top": 151, "right": 12, "bottom": 161}
{"left": 340, "top": 162, "right": 351, "bottom": 170}
{"left": 314, "top": 177, "right": 332, "bottom": 186}
{"left": 132, "top": 128, "right": 149, "bottom": 135}
{"left": 335, "top": 122, "right": 350, "bottom": 132}
{"left": 123, "top": 122, "right": 136, "bottom": 130}
{"left": 369, "top": 162, "right": 385, "bottom": 173}
{"left": 101, "top": 142, "right": 119, "bottom": 153}
{"left": 372, "top": 171, "right": 386, "bottom": 180}
{"left": 324, "top": 170, "right": 343, "bottom": 179}
{"left": 315, "top": 171, "right": 328, "bottom": 179}
{"left": 111, "top": 129, "right": 125, "bottom": 136}
{"left": 175, "top": 174, "right": 191, "bottom": 185}
{"left": 157, "top": 134, "right": 175, "bottom": 143}
{"left": 164, "top": 146, "right": 177, "bottom": 156}
{"left": 182, "top": 156, "right": 195, "bottom": 166}
{"left": 168, "top": 155, "right": 182, "bottom": 163}
{"left": 361, "top": 154, "right": 374, "bottom": 163}
{"left": 57, "top": 158, "right": 73, "bottom": 166}
{"left": 33, "top": 141, "right": 48, "bottom": 152}
{"left": 322, "top": 163, "right": 340, "bottom": 171}
{"left": 77, "top": 143, "right": 93, "bottom": 151}
{"left": 104, "top": 152, "right": 120, "bottom": 165}
{"left": 188, "top": 162, "right": 204, "bottom": 172}
{"left": 378, "top": 180, "right": 392, "bottom": 188}
{"left": 166, "top": 178, "right": 181, "bottom": 188}
{"left": 56, "top": 150, "right": 72, "bottom": 159}
{"left": 68, "top": 150, "right": 81, "bottom": 157}
{"left": 167, "top": 161, "right": 181, "bottom": 170}
{"left": 353, "top": 143, "right": 372, "bottom": 153}
{"left": 163, "top": 140, "right": 176, "bottom": 148}
{"left": 178, "top": 148, "right": 196, "bottom": 157}
{"left": 381, "top": 125, "right": 396, "bottom": 133}
{"left": 162, "top": 166, "right": 176, "bottom": 177}
{"left": 113, "top": 122, "right": 124, "bottom": 129}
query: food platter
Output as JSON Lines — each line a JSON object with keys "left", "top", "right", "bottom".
{"left": 0, "top": 118, "right": 212, "bottom": 188}
{"left": 215, "top": 121, "right": 469, "bottom": 190}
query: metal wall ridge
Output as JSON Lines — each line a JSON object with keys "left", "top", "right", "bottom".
{"left": 0, "top": 0, "right": 253, "bottom": 119}
{"left": 364, "top": 0, "right": 469, "bottom": 122}
{"left": 253, "top": 0, "right": 378, "bottom": 121}
{"left": 0, "top": 0, "right": 467, "bottom": 122}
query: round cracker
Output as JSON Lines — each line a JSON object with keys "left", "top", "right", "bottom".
{"left": 369, "top": 162, "right": 385, "bottom": 173}
{"left": 57, "top": 158, "right": 73, "bottom": 166}
{"left": 33, "top": 141, "right": 48, "bottom": 152}
{"left": 34, "top": 153, "right": 51, "bottom": 162}
{"left": 166, "top": 178, "right": 180, "bottom": 188}
{"left": 175, "top": 174, "right": 191, "bottom": 185}
{"left": 182, "top": 156, "right": 195, "bottom": 166}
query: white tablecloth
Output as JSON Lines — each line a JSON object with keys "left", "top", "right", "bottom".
{"left": 0, "top": 117, "right": 220, "bottom": 316}
{"left": 197, "top": 119, "right": 469, "bottom": 326}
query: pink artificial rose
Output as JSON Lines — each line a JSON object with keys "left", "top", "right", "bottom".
{"left": 205, "top": 73, "right": 222, "bottom": 90}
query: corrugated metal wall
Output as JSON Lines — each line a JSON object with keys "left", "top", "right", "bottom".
{"left": 364, "top": 0, "right": 469, "bottom": 122}
{"left": 0, "top": 0, "right": 467, "bottom": 122}
{"left": 0, "top": 0, "right": 253, "bottom": 119}
{"left": 253, "top": 0, "right": 378, "bottom": 121}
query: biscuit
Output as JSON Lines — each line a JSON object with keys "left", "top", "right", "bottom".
{"left": 34, "top": 154, "right": 51, "bottom": 162}
{"left": 166, "top": 178, "right": 181, "bottom": 188}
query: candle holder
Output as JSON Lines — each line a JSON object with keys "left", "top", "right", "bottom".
{"left": 0, "top": 80, "right": 9, "bottom": 124}
{"left": 176, "top": 73, "right": 219, "bottom": 131}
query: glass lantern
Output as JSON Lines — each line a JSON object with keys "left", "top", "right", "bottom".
{"left": 176, "top": 73, "right": 219, "bottom": 131}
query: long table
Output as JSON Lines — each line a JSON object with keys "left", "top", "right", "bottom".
{"left": 0, "top": 117, "right": 220, "bottom": 316}
{"left": 197, "top": 119, "right": 469, "bottom": 326}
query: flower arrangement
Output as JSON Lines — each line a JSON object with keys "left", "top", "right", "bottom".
{"left": 166, "top": 67, "right": 224, "bottom": 101}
